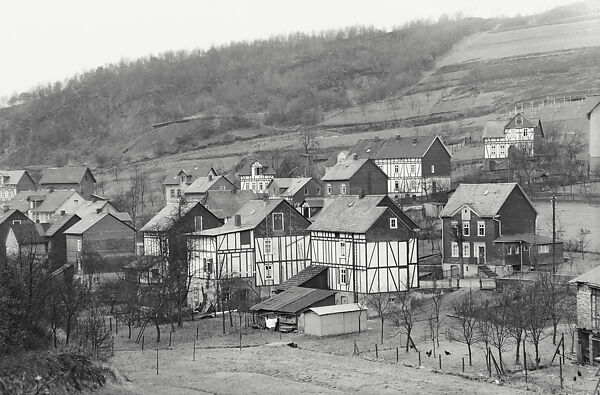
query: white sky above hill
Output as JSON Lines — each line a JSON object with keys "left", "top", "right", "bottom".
{"left": 0, "top": 0, "right": 579, "bottom": 102}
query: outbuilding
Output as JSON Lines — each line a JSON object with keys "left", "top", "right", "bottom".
{"left": 303, "top": 303, "right": 368, "bottom": 337}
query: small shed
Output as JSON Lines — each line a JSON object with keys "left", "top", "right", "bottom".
{"left": 303, "top": 303, "right": 368, "bottom": 337}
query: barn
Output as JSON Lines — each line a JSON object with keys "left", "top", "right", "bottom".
{"left": 303, "top": 304, "right": 368, "bottom": 337}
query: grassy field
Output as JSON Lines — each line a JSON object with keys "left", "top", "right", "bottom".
{"left": 535, "top": 201, "right": 600, "bottom": 252}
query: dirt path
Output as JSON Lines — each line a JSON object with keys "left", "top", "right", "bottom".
{"left": 102, "top": 343, "right": 527, "bottom": 394}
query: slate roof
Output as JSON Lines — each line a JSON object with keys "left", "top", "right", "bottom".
{"left": 0, "top": 170, "right": 30, "bottom": 185}
{"left": 482, "top": 121, "right": 507, "bottom": 139}
{"left": 307, "top": 303, "right": 367, "bottom": 316}
{"left": 186, "top": 175, "right": 231, "bottom": 194}
{"left": 439, "top": 183, "right": 534, "bottom": 218}
{"left": 7, "top": 190, "right": 77, "bottom": 213}
{"left": 72, "top": 200, "right": 111, "bottom": 217}
{"left": 201, "top": 190, "right": 257, "bottom": 220}
{"left": 36, "top": 190, "right": 77, "bottom": 213}
{"left": 40, "top": 166, "right": 95, "bottom": 184}
{"left": 494, "top": 233, "right": 560, "bottom": 245}
{"left": 8, "top": 190, "right": 49, "bottom": 212}
{"left": 11, "top": 222, "right": 47, "bottom": 244}
{"left": 350, "top": 136, "right": 446, "bottom": 160}
{"left": 140, "top": 202, "right": 200, "bottom": 232}
{"left": 321, "top": 158, "right": 370, "bottom": 181}
{"left": 0, "top": 209, "right": 26, "bottom": 225}
{"left": 45, "top": 213, "right": 80, "bottom": 237}
{"left": 276, "top": 265, "right": 328, "bottom": 291}
{"left": 482, "top": 114, "right": 543, "bottom": 139}
{"left": 571, "top": 265, "right": 600, "bottom": 287}
{"left": 250, "top": 286, "right": 336, "bottom": 315}
{"left": 64, "top": 213, "right": 133, "bottom": 235}
{"left": 163, "top": 166, "right": 217, "bottom": 186}
{"left": 113, "top": 212, "right": 133, "bottom": 224}
{"left": 274, "top": 178, "right": 315, "bottom": 197}
{"left": 196, "top": 199, "right": 289, "bottom": 236}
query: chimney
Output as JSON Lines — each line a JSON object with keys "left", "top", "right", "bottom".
{"left": 412, "top": 137, "right": 417, "bottom": 145}
{"left": 234, "top": 214, "right": 242, "bottom": 227}
{"left": 60, "top": 210, "right": 65, "bottom": 215}
{"left": 96, "top": 208, "right": 102, "bottom": 214}
{"left": 396, "top": 135, "right": 401, "bottom": 141}
{"left": 352, "top": 153, "right": 358, "bottom": 160}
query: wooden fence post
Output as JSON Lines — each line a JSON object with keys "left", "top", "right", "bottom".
{"left": 418, "top": 351, "right": 421, "bottom": 366}
{"left": 559, "top": 356, "right": 563, "bottom": 389}
{"left": 110, "top": 318, "right": 112, "bottom": 333}
{"left": 196, "top": 326, "right": 199, "bottom": 340}
{"left": 142, "top": 335, "right": 144, "bottom": 351}
{"left": 396, "top": 347, "right": 399, "bottom": 363}
{"left": 462, "top": 357, "right": 465, "bottom": 373}
{"left": 375, "top": 344, "right": 378, "bottom": 359}
{"left": 439, "top": 354, "right": 442, "bottom": 370}
{"left": 169, "top": 331, "right": 172, "bottom": 347}
{"left": 523, "top": 339, "right": 528, "bottom": 383}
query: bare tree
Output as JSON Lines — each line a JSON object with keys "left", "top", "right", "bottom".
{"left": 489, "top": 293, "right": 512, "bottom": 373}
{"left": 522, "top": 278, "right": 550, "bottom": 367}
{"left": 393, "top": 289, "right": 419, "bottom": 352}
{"left": 430, "top": 280, "right": 443, "bottom": 347}
{"left": 505, "top": 282, "right": 527, "bottom": 364}
{"left": 450, "top": 290, "right": 477, "bottom": 365}
{"left": 367, "top": 293, "right": 393, "bottom": 344}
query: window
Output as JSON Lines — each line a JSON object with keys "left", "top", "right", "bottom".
{"left": 317, "top": 187, "right": 321, "bottom": 195}
{"left": 523, "top": 129, "right": 528, "bottom": 137}
{"left": 12, "top": 220, "right": 21, "bottom": 225}
{"left": 340, "top": 184, "right": 347, "bottom": 195}
{"left": 431, "top": 164, "right": 435, "bottom": 174}
{"left": 304, "top": 188, "right": 308, "bottom": 195}
{"left": 491, "top": 145, "right": 496, "bottom": 156}
{"left": 478, "top": 221, "right": 485, "bottom": 236}
{"left": 516, "top": 116, "right": 523, "bottom": 126}
{"left": 451, "top": 242, "right": 459, "bottom": 257}
{"left": 463, "top": 243, "right": 470, "bottom": 258}
{"left": 500, "top": 145, "right": 506, "bottom": 156}
{"left": 539, "top": 245, "right": 550, "bottom": 254}
{"left": 462, "top": 221, "right": 470, "bottom": 236}
{"left": 194, "top": 216, "right": 203, "bottom": 231}
{"left": 410, "top": 180, "right": 417, "bottom": 191}
{"left": 265, "top": 264, "right": 273, "bottom": 280}
{"left": 205, "top": 258, "right": 213, "bottom": 274}
{"left": 410, "top": 164, "right": 415, "bottom": 174}
{"left": 259, "top": 182, "right": 264, "bottom": 191}
{"left": 523, "top": 245, "right": 529, "bottom": 252}
{"left": 340, "top": 268, "right": 347, "bottom": 285}
{"left": 240, "top": 231, "right": 251, "bottom": 246}
{"left": 272, "top": 213, "right": 284, "bottom": 231}
{"left": 252, "top": 182, "right": 256, "bottom": 190}
{"left": 592, "top": 288, "right": 600, "bottom": 330}
{"left": 264, "top": 239, "right": 272, "bottom": 255}
{"left": 390, "top": 218, "right": 398, "bottom": 229}
{"left": 327, "top": 184, "right": 332, "bottom": 195}
{"left": 177, "top": 189, "right": 181, "bottom": 197}
{"left": 77, "top": 239, "right": 82, "bottom": 252}
{"left": 394, "top": 181, "right": 399, "bottom": 191}
{"left": 339, "top": 241, "right": 346, "bottom": 257}
{"left": 219, "top": 185, "right": 226, "bottom": 191}
{"left": 394, "top": 165, "right": 399, "bottom": 174}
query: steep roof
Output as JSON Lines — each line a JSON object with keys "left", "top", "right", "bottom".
{"left": 11, "top": 223, "right": 47, "bottom": 245}
{"left": 439, "top": 183, "right": 531, "bottom": 218}
{"left": 347, "top": 139, "right": 387, "bottom": 159}
{"left": 140, "top": 202, "right": 200, "bottom": 232}
{"left": 482, "top": 114, "right": 543, "bottom": 139}
{"left": 8, "top": 190, "right": 49, "bottom": 212}
{"left": 45, "top": 213, "right": 81, "bottom": 237}
{"left": 274, "top": 178, "right": 315, "bottom": 197}
{"left": 276, "top": 265, "right": 328, "bottom": 291}
{"left": 350, "top": 136, "right": 446, "bottom": 160}
{"left": 72, "top": 200, "right": 111, "bottom": 217}
{"left": 197, "top": 199, "right": 290, "bottom": 236}
{"left": 64, "top": 212, "right": 133, "bottom": 235}
{"left": 0, "top": 170, "right": 30, "bottom": 185}
{"left": 186, "top": 175, "right": 230, "bottom": 194}
{"left": 482, "top": 121, "right": 507, "bottom": 139}
{"left": 40, "top": 166, "right": 95, "bottom": 185}
{"left": 201, "top": 190, "right": 256, "bottom": 219}
{"left": 36, "top": 190, "right": 77, "bottom": 213}
{"left": 0, "top": 209, "right": 28, "bottom": 225}
{"left": 321, "top": 158, "right": 371, "bottom": 181}
{"left": 163, "top": 166, "right": 217, "bottom": 186}
{"left": 571, "top": 265, "right": 600, "bottom": 287}
{"left": 250, "top": 286, "right": 336, "bottom": 314}
{"left": 238, "top": 157, "right": 287, "bottom": 177}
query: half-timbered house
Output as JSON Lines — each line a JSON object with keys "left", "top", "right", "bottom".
{"left": 163, "top": 166, "right": 218, "bottom": 203}
{"left": 308, "top": 195, "right": 419, "bottom": 303}
{"left": 483, "top": 113, "right": 544, "bottom": 161}
{"left": 238, "top": 157, "right": 293, "bottom": 194}
{"left": 267, "top": 177, "right": 322, "bottom": 206}
{"left": 187, "top": 198, "right": 312, "bottom": 306}
{"left": 348, "top": 135, "right": 451, "bottom": 197}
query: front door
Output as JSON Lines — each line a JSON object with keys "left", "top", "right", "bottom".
{"left": 478, "top": 246, "right": 486, "bottom": 264}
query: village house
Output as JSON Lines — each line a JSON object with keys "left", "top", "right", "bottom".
{"left": 238, "top": 157, "right": 293, "bottom": 194}
{"left": 308, "top": 195, "right": 420, "bottom": 304}
{"left": 5, "top": 222, "right": 48, "bottom": 261}
{"left": 140, "top": 201, "right": 222, "bottom": 257}
{"left": 482, "top": 113, "right": 544, "bottom": 167}
{"left": 186, "top": 198, "right": 312, "bottom": 307}
{"left": 266, "top": 177, "right": 322, "bottom": 206}
{"left": 64, "top": 213, "right": 136, "bottom": 285}
{"left": 45, "top": 213, "right": 81, "bottom": 269}
{"left": 440, "top": 183, "right": 561, "bottom": 278}
{"left": 348, "top": 135, "right": 451, "bottom": 198}
{"left": 0, "top": 208, "right": 31, "bottom": 260}
{"left": 572, "top": 266, "right": 600, "bottom": 364}
{"left": 8, "top": 189, "right": 86, "bottom": 224}
{"left": 321, "top": 156, "right": 387, "bottom": 197}
{"left": 163, "top": 166, "right": 218, "bottom": 203}
{"left": 184, "top": 174, "right": 237, "bottom": 201}
{"left": 199, "top": 189, "right": 257, "bottom": 222}
{"left": 39, "top": 166, "right": 97, "bottom": 199}
{"left": 0, "top": 170, "right": 36, "bottom": 204}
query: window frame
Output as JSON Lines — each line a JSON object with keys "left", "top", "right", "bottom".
{"left": 272, "top": 213, "right": 284, "bottom": 231}
{"left": 477, "top": 221, "right": 485, "bottom": 236}
{"left": 431, "top": 164, "right": 435, "bottom": 174}
{"left": 264, "top": 239, "right": 272, "bottom": 255}
{"left": 451, "top": 242, "right": 459, "bottom": 257}
{"left": 326, "top": 184, "right": 332, "bottom": 195}
{"left": 390, "top": 217, "right": 398, "bottom": 229}
{"left": 339, "top": 268, "right": 347, "bottom": 285}
{"left": 340, "top": 184, "right": 347, "bottom": 195}
{"left": 265, "top": 264, "right": 273, "bottom": 280}
{"left": 463, "top": 243, "right": 470, "bottom": 258}
{"left": 462, "top": 221, "right": 470, "bottom": 236}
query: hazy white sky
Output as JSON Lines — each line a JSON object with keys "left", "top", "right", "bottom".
{"left": 0, "top": 0, "right": 578, "bottom": 100}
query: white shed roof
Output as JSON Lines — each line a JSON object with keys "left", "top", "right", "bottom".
{"left": 307, "top": 303, "right": 367, "bottom": 316}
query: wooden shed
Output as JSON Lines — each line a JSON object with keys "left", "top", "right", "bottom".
{"left": 303, "top": 303, "right": 368, "bottom": 337}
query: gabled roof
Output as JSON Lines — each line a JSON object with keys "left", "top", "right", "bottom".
{"left": 64, "top": 212, "right": 133, "bottom": 235}
{"left": 571, "top": 265, "right": 600, "bottom": 287}
{"left": 8, "top": 190, "right": 49, "bottom": 212}
{"left": 8, "top": 190, "right": 79, "bottom": 214}
{"left": 351, "top": 135, "right": 448, "bottom": 160}
{"left": 483, "top": 113, "right": 543, "bottom": 139}
{"left": 439, "top": 183, "right": 534, "bottom": 218}
{"left": 238, "top": 157, "right": 286, "bottom": 177}
{"left": 272, "top": 178, "right": 315, "bottom": 197}
{"left": 40, "top": 166, "right": 95, "bottom": 185}
{"left": 196, "top": 199, "right": 293, "bottom": 236}
{"left": 36, "top": 190, "right": 78, "bottom": 213}
{"left": 276, "top": 265, "right": 328, "bottom": 291}
{"left": 113, "top": 212, "right": 133, "bottom": 224}
{"left": 10, "top": 222, "right": 47, "bottom": 245}
{"left": 72, "top": 200, "right": 111, "bottom": 217}
{"left": 321, "top": 158, "right": 371, "bottom": 181}
{"left": 307, "top": 195, "right": 414, "bottom": 234}
{"left": 0, "top": 170, "right": 31, "bottom": 185}
{"left": 186, "top": 175, "right": 231, "bottom": 194}
{"left": 45, "top": 213, "right": 81, "bottom": 237}
{"left": 201, "top": 190, "right": 257, "bottom": 220}
{"left": 482, "top": 121, "right": 507, "bottom": 139}
{"left": 140, "top": 202, "right": 201, "bottom": 232}
{"left": 0, "top": 209, "right": 28, "bottom": 225}
{"left": 163, "top": 166, "right": 217, "bottom": 186}
{"left": 249, "top": 286, "right": 336, "bottom": 314}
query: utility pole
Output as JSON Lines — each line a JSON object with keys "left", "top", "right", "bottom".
{"left": 552, "top": 195, "right": 556, "bottom": 274}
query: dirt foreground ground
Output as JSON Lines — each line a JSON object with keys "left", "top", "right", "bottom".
{"left": 101, "top": 341, "right": 528, "bottom": 394}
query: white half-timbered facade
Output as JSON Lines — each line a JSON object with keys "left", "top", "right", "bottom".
{"left": 483, "top": 113, "right": 544, "bottom": 160}
{"left": 349, "top": 135, "right": 451, "bottom": 197}
{"left": 238, "top": 158, "right": 292, "bottom": 194}
{"left": 187, "top": 199, "right": 311, "bottom": 305}
{"left": 308, "top": 195, "right": 419, "bottom": 301}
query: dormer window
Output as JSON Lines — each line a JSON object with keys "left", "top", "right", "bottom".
{"left": 516, "top": 116, "right": 523, "bottom": 126}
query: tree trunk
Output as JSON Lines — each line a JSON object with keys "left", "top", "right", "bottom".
{"left": 53, "top": 328, "right": 58, "bottom": 348}
{"left": 128, "top": 322, "right": 132, "bottom": 339}
{"left": 65, "top": 319, "right": 72, "bottom": 346}
{"left": 498, "top": 348, "right": 504, "bottom": 373}
{"left": 155, "top": 317, "right": 161, "bottom": 343}
{"left": 534, "top": 341, "right": 540, "bottom": 368}
{"left": 380, "top": 317, "right": 384, "bottom": 344}
{"left": 514, "top": 336, "right": 521, "bottom": 364}
{"left": 468, "top": 344, "right": 472, "bottom": 366}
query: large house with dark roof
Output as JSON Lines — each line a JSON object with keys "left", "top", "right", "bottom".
{"left": 239, "top": 157, "right": 293, "bottom": 194}
{"left": 5, "top": 222, "right": 48, "bottom": 261}
{"left": 39, "top": 166, "right": 96, "bottom": 199}
{"left": 0, "top": 208, "right": 31, "bottom": 260}
{"left": 321, "top": 156, "right": 387, "bottom": 197}
{"left": 482, "top": 113, "right": 544, "bottom": 162}
{"left": 348, "top": 135, "right": 451, "bottom": 197}
{"left": 0, "top": 170, "right": 36, "bottom": 204}
{"left": 184, "top": 175, "right": 236, "bottom": 201}
{"left": 8, "top": 189, "right": 86, "bottom": 224}
{"left": 308, "top": 195, "right": 419, "bottom": 303}
{"left": 198, "top": 190, "right": 257, "bottom": 222}
{"left": 187, "top": 198, "right": 311, "bottom": 307}
{"left": 267, "top": 177, "right": 322, "bottom": 206}
{"left": 163, "top": 166, "right": 218, "bottom": 203}
{"left": 440, "top": 183, "right": 560, "bottom": 278}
